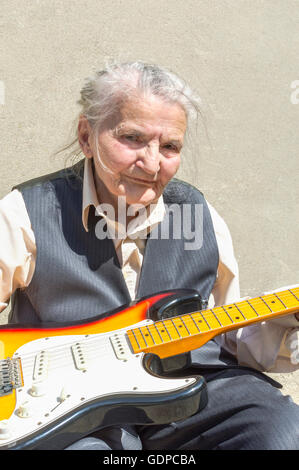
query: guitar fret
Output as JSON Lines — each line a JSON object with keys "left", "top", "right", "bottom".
{"left": 262, "top": 294, "right": 287, "bottom": 312}
{"left": 274, "top": 293, "right": 287, "bottom": 309}
{"left": 246, "top": 300, "right": 260, "bottom": 316}
{"left": 170, "top": 318, "right": 182, "bottom": 338}
{"left": 147, "top": 323, "right": 164, "bottom": 345}
{"left": 161, "top": 320, "right": 172, "bottom": 340}
{"left": 172, "top": 316, "right": 192, "bottom": 337}
{"left": 185, "top": 315, "right": 192, "bottom": 336}
{"left": 223, "top": 306, "right": 234, "bottom": 323}
{"left": 132, "top": 328, "right": 141, "bottom": 349}
{"left": 260, "top": 296, "right": 273, "bottom": 312}
{"left": 192, "top": 312, "right": 210, "bottom": 331}
{"left": 180, "top": 316, "right": 191, "bottom": 335}
{"left": 145, "top": 325, "right": 156, "bottom": 345}
{"left": 158, "top": 322, "right": 172, "bottom": 342}
{"left": 220, "top": 305, "right": 244, "bottom": 324}
{"left": 232, "top": 303, "right": 246, "bottom": 320}
{"left": 201, "top": 311, "right": 212, "bottom": 329}
{"left": 167, "top": 318, "right": 183, "bottom": 340}
{"left": 153, "top": 323, "right": 164, "bottom": 343}
{"left": 289, "top": 289, "right": 299, "bottom": 302}
{"left": 211, "top": 309, "right": 223, "bottom": 326}
{"left": 211, "top": 307, "right": 233, "bottom": 326}
{"left": 135, "top": 328, "right": 148, "bottom": 348}
{"left": 274, "top": 289, "right": 299, "bottom": 309}
{"left": 202, "top": 310, "right": 222, "bottom": 330}
{"left": 185, "top": 314, "right": 202, "bottom": 335}
{"left": 190, "top": 314, "right": 202, "bottom": 332}
{"left": 139, "top": 327, "right": 148, "bottom": 346}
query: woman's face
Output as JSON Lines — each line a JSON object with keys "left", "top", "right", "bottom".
{"left": 79, "top": 95, "right": 187, "bottom": 209}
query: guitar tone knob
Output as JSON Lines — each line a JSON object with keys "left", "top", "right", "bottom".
{"left": 0, "top": 420, "right": 11, "bottom": 439}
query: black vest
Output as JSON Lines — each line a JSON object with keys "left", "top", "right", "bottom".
{"left": 10, "top": 159, "right": 219, "bottom": 324}
{"left": 10, "top": 161, "right": 282, "bottom": 378}
{"left": 9, "top": 160, "right": 245, "bottom": 367}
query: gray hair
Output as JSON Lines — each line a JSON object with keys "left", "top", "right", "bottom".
{"left": 55, "top": 61, "right": 203, "bottom": 170}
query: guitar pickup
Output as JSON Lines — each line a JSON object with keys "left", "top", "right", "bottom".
{"left": 71, "top": 343, "right": 88, "bottom": 371}
{"left": 110, "top": 333, "right": 130, "bottom": 361}
{"left": 33, "top": 350, "right": 49, "bottom": 382}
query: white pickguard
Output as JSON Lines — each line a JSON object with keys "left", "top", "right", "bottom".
{"left": 0, "top": 319, "right": 195, "bottom": 448}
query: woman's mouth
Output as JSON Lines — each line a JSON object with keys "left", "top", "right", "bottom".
{"left": 124, "top": 175, "right": 156, "bottom": 185}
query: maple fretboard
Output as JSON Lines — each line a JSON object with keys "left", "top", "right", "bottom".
{"left": 127, "top": 287, "right": 299, "bottom": 359}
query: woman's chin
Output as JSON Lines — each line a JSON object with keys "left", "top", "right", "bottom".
{"left": 123, "top": 186, "right": 160, "bottom": 207}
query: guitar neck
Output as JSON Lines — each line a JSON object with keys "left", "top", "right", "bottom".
{"left": 126, "top": 287, "right": 299, "bottom": 359}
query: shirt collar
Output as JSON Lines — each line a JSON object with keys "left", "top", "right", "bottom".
{"left": 82, "top": 158, "right": 166, "bottom": 240}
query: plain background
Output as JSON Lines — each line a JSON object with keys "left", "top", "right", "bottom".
{"left": 0, "top": 0, "right": 298, "bottom": 400}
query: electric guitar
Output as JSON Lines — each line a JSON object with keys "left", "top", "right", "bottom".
{"left": 0, "top": 286, "right": 298, "bottom": 450}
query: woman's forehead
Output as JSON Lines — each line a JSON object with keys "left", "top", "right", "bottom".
{"left": 117, "top": 96, "right": 187, "bottom": 133}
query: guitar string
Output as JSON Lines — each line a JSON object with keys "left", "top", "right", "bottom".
{"left": 19, "top": 345, "right": 131, "bottom": 371}
{"left": 12, "top": 296, "right": 299, "bottom": 370}
{"left": 16, "top": 303, "right": 299, "bottom": 369}
{"left": 17, "top": 291, "right": 299, "bottom": 374}
{"left": 18, "top": 287, "right": 299, "bottom": 358}
{"left": 18, "top": 340, "right": 116, "bottom": 362}
{"left": 129, "top": 290, "right": 299, "bottom": 338}
{"left": 10, "top": 288, "right": 299, "bottom": 356}
{"left": 18, "top": 332, "right": 136, "bottom": 366}
{"left": 17, "top": 298, "right": 297, "bottom": 373}
{"left": 8, "top": 290, "right": 299, "bottom": 368}
{"left": 19, "top": 343, "right": 116, "bottom": 371}
{"left": 20, "top": 349, "right": 130, "bottom": 381}
{"left": 10, "top": 292, "right": 299, "bottom": 410}
{"left": 19, "top": 342, "right": 113, "bottom": 367}
{"left": 20, "top": 351, "right": 113, "bottom": 375}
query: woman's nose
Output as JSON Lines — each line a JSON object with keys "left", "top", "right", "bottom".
{"left": 136, "top": 142, "right": 161, "bottom": 175}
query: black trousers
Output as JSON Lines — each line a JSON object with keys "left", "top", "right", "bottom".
{"left": 66, "top": 367, "right": 299, "bottom": 450}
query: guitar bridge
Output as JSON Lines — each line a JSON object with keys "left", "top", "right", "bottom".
{"left": 0, "top": 357, "right": 23, "bottom": 397}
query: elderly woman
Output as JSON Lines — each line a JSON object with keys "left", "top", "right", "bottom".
{"left": 0, "top": 62, "right": 298, "bottom": 450}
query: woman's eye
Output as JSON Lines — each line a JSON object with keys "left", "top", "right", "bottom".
{"left": 163, "top": 144, "right": 178, "bottom": 152}
{"left": 124, "top": 134, "right": 139, "bottom": 142}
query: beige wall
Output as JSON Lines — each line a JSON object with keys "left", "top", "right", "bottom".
{"left": 1, "top": 0, "right": 299, "bottom": 305}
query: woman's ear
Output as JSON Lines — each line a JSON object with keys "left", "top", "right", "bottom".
{"left": 78, "top": 115, "right": 93, "bottom": 159}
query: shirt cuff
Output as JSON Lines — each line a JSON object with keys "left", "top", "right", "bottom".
{"left": 0, "top": 302, "right": 8, "bottom": 313}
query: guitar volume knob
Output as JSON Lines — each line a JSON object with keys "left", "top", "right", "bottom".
{"left": 17, "top": 401, "right": 32, "bottom": 418}
{"left": 30, "top": 382, "right": 46, "bottom": 397}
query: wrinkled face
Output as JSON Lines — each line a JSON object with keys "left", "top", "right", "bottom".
{"left": 80, "top": 95, "right": 187, "bottom": 209}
